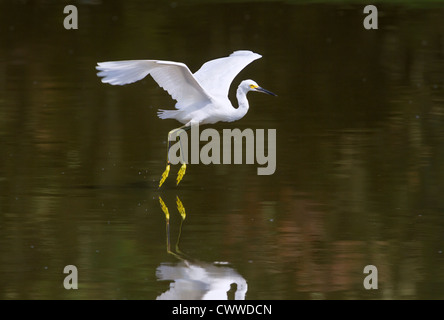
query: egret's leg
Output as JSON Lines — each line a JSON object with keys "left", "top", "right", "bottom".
{"left": 159, "top": 196, "right": 188, "bottom": 260}
{"left": 158, "top": 196, "right": 172, "bottom": 254}
{"left": 159, "top": 125, "right": 189, "bottom": 188}
{"left": 159, "top": 196, "right": 181, "bottom": 259}
{"left": 158, "top": 131, "right": 175, "bottom": 188}
{"left": 175, "top": 196, "right": 187, "bottom": 255}
{"left": 176, "top": 126, "right": 190, "bottom": 186}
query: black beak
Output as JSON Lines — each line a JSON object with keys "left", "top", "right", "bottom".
{"left": 257, "top": 86, "right": 277, "bottom": 96}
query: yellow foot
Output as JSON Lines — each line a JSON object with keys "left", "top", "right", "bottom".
{"left": 176, "top": 196, "right": 186, "bottom": 220}
{"left": 177, "top": 163, "right": 186, "bottom": 186}
{"left": 158, "top": 196, "right": 169, "bottom": 220}
{"left": 159, "top": 164, "right": 170, "bottom": 188}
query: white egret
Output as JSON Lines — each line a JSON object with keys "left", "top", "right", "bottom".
{"left": 96, "top": 50, "right": 276, "bottom": 187}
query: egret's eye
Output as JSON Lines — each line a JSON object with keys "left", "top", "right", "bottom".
{"left": 250, "top": 84, "right": 257, "bottom": 89}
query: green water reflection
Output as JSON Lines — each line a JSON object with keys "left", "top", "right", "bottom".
{"left": 1, "top": 1, "right": 444, "bottom": 299}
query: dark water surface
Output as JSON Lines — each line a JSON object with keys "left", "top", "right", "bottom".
{"left": 1, "top": 0, "right": 444, "bottom": 299}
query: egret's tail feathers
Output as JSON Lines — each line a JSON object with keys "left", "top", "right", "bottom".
{"left": 157, "top": 109, "right": 180, "bottom": 120}
{"left": 96, "top": 60, "right": 152, "bottom": 85}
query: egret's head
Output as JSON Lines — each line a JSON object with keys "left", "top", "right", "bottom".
{"left": 242, "top": 79, "right": 277, "bottom": 96}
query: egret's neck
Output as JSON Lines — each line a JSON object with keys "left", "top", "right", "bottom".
{"left": 231, "top": 86, "right": 249, "bottom": 121}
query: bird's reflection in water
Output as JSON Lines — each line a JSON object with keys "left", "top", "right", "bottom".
{"left": 156, "top": 196, "right": 248, "bottom": 300}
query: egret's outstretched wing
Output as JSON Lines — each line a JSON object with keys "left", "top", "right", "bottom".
{"left": 193, "top": 50, "right": 262, "bottom": 98}
{"left": 96, "top": 60, "right": 211, "bottom": 109}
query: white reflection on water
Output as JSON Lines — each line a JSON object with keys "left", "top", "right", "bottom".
{"left": 156, "top": 261, "right": 247, "bottom": 300}
{"left": 156, "top": 196, "right": 247, "bottom": 300}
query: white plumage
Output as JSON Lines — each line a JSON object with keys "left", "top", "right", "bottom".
{"left": 96, "top": 50, "right": 275, "bottom": 126}
{"left": 96, "top": 50, "right": 276, "bottom": 187}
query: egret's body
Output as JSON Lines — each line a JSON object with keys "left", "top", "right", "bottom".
{"left": 96, "top": 50, "right": 275, "bottom": 187}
